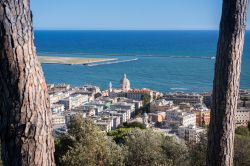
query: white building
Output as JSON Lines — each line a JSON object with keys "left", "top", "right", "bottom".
{"left": 116, "top": 97, "right": 143, "bottom": 109}
{"left": 95, "top": 121, "right": 112, "bottom": 132}
{"left": 109, "top": 111, "right": 128, "bottom": 123}
{"left": 59, "top": 94, "right": 88, "bottom": 110}
{"left": 111, "top": 116, "right": 121, "bottom": 129}
{"left": 51, "top": 104, "right": 65, "bottom": 114}
{"left": 52, "top": 115, "right": 66, "bottom": 125}
{"left": 120, "top": 74, "right": 131, "bottom": 92}
{"left": 150, "top": 99, "right": 174, "bottom": 112}
{"left": 49, "top": 92, "right": 70, "bottom": 104}
{"left": 73, "top": 104, "right": 104, "bottom": 116}
{"left": 179, "top": 102, "right": 193, "bottom": 112}
{"left": 48, "top": 84, "right": 71, "bottom": 93}
{"left": 178, "top": 125, "right": 206, "bottom": 142}
{"left": 118, "top": 109, "right": 131, "bottom": 121}
{"left": 111, "top": 102, "right": 135, "bottom": 113}
{"left": 98, "top": 96, "right": 116, "bottom": 103}
{"left": 165, "top": 109, "right": 196, "bottom": 128}
{"left": 110, "top": 102, "right": 136, "bottom": 118}
{"left": 164, "top": 92, "right": 203, "bottom": 105}
{"left": 126, "top": 88, "right": 154, "bottom": 102}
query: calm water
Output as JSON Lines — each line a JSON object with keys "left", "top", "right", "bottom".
{"left": 34, "top": 30, "right": 250, "bottom": 92}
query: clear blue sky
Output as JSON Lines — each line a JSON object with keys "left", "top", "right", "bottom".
{"left": 31, "top": 0, "right": 250, "bottom": 30}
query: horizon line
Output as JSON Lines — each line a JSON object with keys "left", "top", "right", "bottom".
{"left": 34, "top": 29, "right": 220, "bottom": 31}
{"left": 34, "top": 28, "right": 250, "bottom": 31}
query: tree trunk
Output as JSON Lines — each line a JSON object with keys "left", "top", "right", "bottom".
{"left": 0, "top": 0, "right": 55, "bottom": 165}
{"left": 207, "top": 0, "right": 248, "bottom": 166}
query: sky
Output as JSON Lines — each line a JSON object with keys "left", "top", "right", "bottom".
{"left": 31, "top": 0, "right": 250, "bottom": 30}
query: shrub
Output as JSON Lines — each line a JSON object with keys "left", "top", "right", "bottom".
{"left": 55, "top": 115, "right": 125, "bottom": 166}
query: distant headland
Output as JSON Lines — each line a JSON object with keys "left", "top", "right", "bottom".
{"left": 38, "top": 56, "right": 117, "bottom": 65}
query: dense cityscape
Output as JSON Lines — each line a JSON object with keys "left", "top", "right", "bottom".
{"left": 50, "top": 74, "right": 250, "bottom": 142}
{"left": 1, "top": 0, "right": 250, "bottom": 165}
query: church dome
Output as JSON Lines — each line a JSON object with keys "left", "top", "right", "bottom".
{"left": 120, "top": 74, "right": 130, "bottom": 85}
{"left": 142, "top": 112, "right": 148, "bottom": 117}
{"left": 120, "top": 74, "right": 131, "bottom": 91}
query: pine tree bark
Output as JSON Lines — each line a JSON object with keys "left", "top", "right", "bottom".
{"left": 207, "top": 0, "right": 248, "bottom": 166}
{"left": 0, "top": 0, "right": 55, "bottom": 165}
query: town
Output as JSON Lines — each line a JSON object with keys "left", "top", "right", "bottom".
{"left": 49, "top": 74, "right": 250, "bottom": 142}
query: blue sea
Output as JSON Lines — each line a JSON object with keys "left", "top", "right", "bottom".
{"left": 34, "top": 30, "right": 250, "bottom": 93}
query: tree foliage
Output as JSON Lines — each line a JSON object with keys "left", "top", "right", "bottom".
{"left": 55, "top": 115, "right": 125, "bottom": 166}
{"left": 235, "top": 126, "right": 250, "bottom": 136}
{"left": 162, "top": 136, "right": 188, "bottom": 166}
{"left": 108, "top": 122, "right": 146, "bottom": 144}
{"left": 125, "top": 129, "right": 188, "bottom": 166}
{"left": 241, "top": 96, "right": 250, "bottom": 101}
{"left": 234, "top": 134, "right": 250, "bottom": 166}
{"left": 125, "top": 129, "right": 166, "bottom": 166}
{"left": 234, "top": 126, "right": 250, "bottom": 166}
{"left": 142, "top": 93, "right": 151, "bottom": 106}
{"left": 108, "top": 128, "right": 134, "bottom": 144}
{"left": 188, "top": 128, "right": 250, "bottom": 166}
{"left": 188, "top": 134, "right": 207, "bottom": 166}
{"left": 57, "top": 117, "right": 189, "bottom": 166}
{"left": 54, "top": 115, "right": 250, "bottom": 166}
{"left": 118, "top": 121, "right": 146, "bottom": 129}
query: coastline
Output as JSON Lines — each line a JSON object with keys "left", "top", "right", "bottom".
{"left": 38, "top": 56, "right": 117, "bottom": 65}
{"left": 36, "top": 31, "right": 250, "bottom": 92}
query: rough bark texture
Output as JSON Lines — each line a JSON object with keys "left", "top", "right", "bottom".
{"left": 207, "top": 0, "right": 248, "bottom": 166}
{"left": 0, "top": 0, "right": 55, "bottom": 165}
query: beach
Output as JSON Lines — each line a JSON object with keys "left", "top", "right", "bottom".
{"left": 38, "top": 56, "right": 117, "bottom": 65}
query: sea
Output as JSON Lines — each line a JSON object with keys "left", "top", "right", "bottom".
{"left": 34, "top": 30, "right": 250, "bottom": 93}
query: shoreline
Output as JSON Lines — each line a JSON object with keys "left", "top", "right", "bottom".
{"left": 38, "top": 56, "right": 117, "bottom": 65}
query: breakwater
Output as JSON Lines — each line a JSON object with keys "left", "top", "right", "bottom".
{"left": 85, "top": 58, "right": 138, "bottom": 67}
